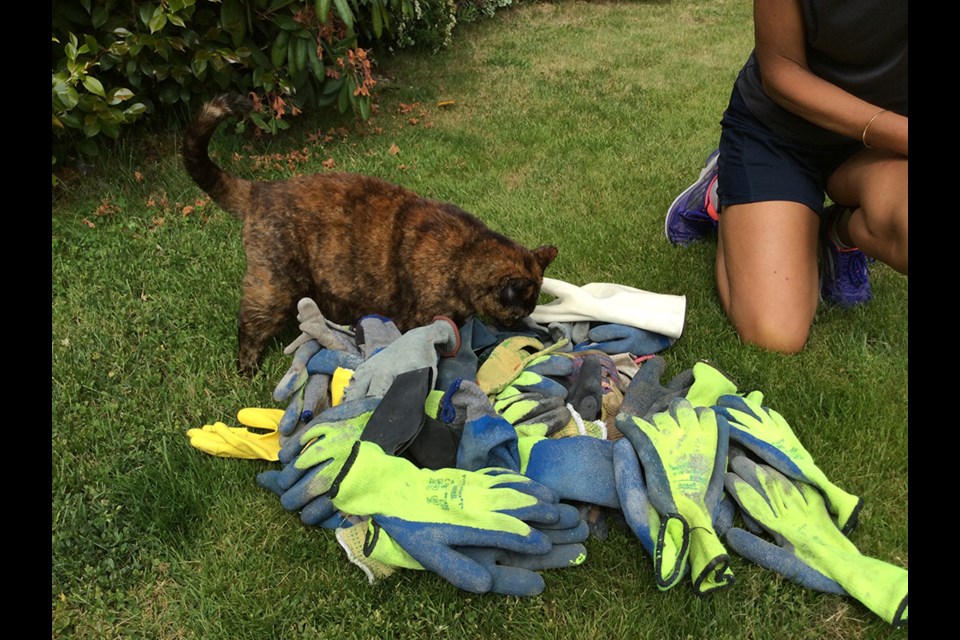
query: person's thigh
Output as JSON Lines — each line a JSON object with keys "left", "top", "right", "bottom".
{"left": 716, "top": 201, "right": 821, "bottom": 353}
{"left": 826, "top": 149, "right": 908, "bottom": 273}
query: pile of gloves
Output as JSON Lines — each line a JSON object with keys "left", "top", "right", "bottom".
{"left": 188, "top": 294, "right": 907, "bottom": 628}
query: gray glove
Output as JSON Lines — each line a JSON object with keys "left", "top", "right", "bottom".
{"left": 343, "top": 317, "right": 460, "bottom": 402}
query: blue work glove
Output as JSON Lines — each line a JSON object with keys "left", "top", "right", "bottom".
{"left": 573, "top": 323, "right": 675, "bottom": 357}
{"left": 724, "top": 455, "right": 907, "bottom": 627}
{"left": 518, "top": 435, "right": 622, "bottom": 509}
{"left": 436, "top": 316, "right": 499, "bottom": 393}
{"left": 335, "top": 504, "right": 588, "bottom": 596}
{"left": 612, "top": 437, "right": 686, "bottom": 589}
{"left": 619, "top": 356, "right": 738, "bottom": 420}
{"left": 326, "top": 440, "right": 576, "bottom": 595}
{"left": 616, "top": 398, "right": 734, "bottom": 594}
{"left": 713, "top": 392, "right": 863, "bottom": 535}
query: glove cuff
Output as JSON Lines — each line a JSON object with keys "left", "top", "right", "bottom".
{"left": 432, "top": 316, "right": 461, "bottom": 357}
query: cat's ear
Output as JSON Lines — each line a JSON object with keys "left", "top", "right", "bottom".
{"left": 499, "top": 278, "right": 535, "bottom": 306}
{"left": 532, "top": 245, "right": 558, "bottom": 271}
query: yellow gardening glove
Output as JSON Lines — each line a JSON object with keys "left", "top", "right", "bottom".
{"left": 187, "top": 408, "right": 284, "bottom": 461}
{"left": 331, "top": 367, "right": 354, "bottom": 406}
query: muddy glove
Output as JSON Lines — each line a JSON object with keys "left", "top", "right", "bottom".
{"left": 494, "top": 391, "right": 572, "bottom": 438}
{"left": 612, "top": 437, "right": 686, "bottom": 589}
{"left": 616, "top": 398, "right": 734, "bottom": 594}
{"left": 274, "top": 340, "right": 321, "bottom": 403}
{"left": 283, "top": 297, "right": 359, "bottom": 356}
{"left": 267, "top": 368, "right": 433, "bottom": 517}
{"left": 724, "top": 455, "right": 907, "bottom": 627}
{"left": 327, "top": 440, "right": 574, "bottom": 595}
{"left": 436, "top": 317, "right": 499, "bottom": 392}
{"left": 620, "top": 357, "right": 739, "bottom": 420}
{"left": 344, "top": 316, "right": 459, "bottom": 402}
{"left": 336, "top": 504, "right": 588, "bottom": 597}
{"left": 476, "top": 336, "right": 570, "bottom": 397}
{"left": 354, "top": 314, "right": 402, "bottom": 359}
{"left": 714, "top": 392, "right": 863, "bottom": 535}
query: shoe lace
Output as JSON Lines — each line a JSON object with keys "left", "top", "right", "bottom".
{"left": 835, "top": 248, "right": 869, "bottom": 292}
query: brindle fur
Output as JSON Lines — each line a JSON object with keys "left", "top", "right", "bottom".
{"left": 183, "top": 94, "right": 558, "bottom": 376}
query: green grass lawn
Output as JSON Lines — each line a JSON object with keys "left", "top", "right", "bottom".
{"left": 52, "top": 1, "right": 907, "bottom": 638}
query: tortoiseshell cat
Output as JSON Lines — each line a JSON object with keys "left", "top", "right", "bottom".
{"left": 183, "top": 94, "right": 558, "bottom": 376}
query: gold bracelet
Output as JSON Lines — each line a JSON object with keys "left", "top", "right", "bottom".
{"left": 862, "top": 109, "right": 888, "bottom": 149}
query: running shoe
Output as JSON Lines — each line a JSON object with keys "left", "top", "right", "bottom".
{"left": 665, "top": 149, "right": 720, "bottom": 246}
{"left": 819, "top": 205, "right": 872, "bottom": 307}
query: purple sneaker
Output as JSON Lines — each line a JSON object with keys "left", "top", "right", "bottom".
{"left": 665, "top": 149, "right": 720, "bottom": 246}
{"left": 819, "top": 206, "right": 872, "bottom": 307}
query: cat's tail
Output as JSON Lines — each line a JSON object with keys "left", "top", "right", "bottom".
{"left": 181, "top": 93, "right": 255, "bottom": 219}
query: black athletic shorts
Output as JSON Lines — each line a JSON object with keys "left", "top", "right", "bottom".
{"left": 716, "top": 86, "right": 862, "bottom": 217}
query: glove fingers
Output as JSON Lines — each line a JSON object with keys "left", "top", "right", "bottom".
{"left": 457, "top": 549, "right": 547, "bottom": 596}
{"left": 377, "top": 522, "right": 495, "bottom": 594}
{"left": 279, "top": 462, "right": 335, "bottom": 511}
{"left": 274, "top": 340, "right": 320, "bottom": 401}
{"left": 299, "top": 496, "right": 340, "bottom": 527}
{"left": 724, "top": 527, "right": 847, "bottom": 595}
{"left": 612, "top": 438, "right": 657, "bottom": 558}
{"left": 236, "top": 408, "right": 285, "bottom": 432}
{"left": 689, "top": 528, "right": 734, "bottom": 595}
{"left": 256, "top": 469, "right": 285, "bottom": 497}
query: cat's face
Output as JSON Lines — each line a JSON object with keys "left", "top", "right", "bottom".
{"left": 477, "top": 245, "right": 558, "bottom": 326}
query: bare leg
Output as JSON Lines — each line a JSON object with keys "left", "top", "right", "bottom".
{"left": 716, "top": 201, "right": 820, "bottom": 353}
{"left": 826, "top": 149, "right": 908, "bottom": 275}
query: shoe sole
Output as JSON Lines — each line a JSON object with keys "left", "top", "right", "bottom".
{"left": 664, "top": 150, "right": 720, "bottom": 242}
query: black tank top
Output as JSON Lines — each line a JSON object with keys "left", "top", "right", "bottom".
{"left": 734, "top": 0, "right": 907, "bottom": 148}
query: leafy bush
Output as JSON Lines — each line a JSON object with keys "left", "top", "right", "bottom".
{"left": 388, "top": 0, "right": 459, "bottom": 53}
{"left": 51, "top": 0, "right": 414, "bottom": 181}
{"left": 455, "top": 0, "right": 516, "bottom": 24}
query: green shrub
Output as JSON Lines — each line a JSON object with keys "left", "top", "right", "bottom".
{"left": 51, "top": 0, "right": 414, "bottom": 182}
{"left": 388, "top": 0, "right": 458, "bottom": 53}
{"left": 455, "top": 0, "right": 515, "bottom": 24}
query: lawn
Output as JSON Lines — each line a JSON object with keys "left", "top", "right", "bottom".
{"left": 51, "top": 1, "right": 908, "bottom": 638}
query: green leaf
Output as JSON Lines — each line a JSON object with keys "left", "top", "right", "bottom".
{"left": 332, "top": 0, "right": 354, "bottom": 31}
{"left": 337, "top": 82, "right": 350, "bottom": 112}
{"left": 148, "top": 10, "right": 168, "bottom": 33}
{"left": 138, "top": 2, "right": 156, "bottom": 27}
{"left": 82, "top": 76, "right": 106, "bottom": 97}
{"left": 372, "top": 1, "right": 382, "bottom": 39}
{"left": 359, "top": 96, "right": 371, "bottom": 120}
{"left": 317, "top": 0, "right": 332, "bottom": 23}
{"left": 273, "top": 14, "right": 299, "bottom": 31}
{"left": 220, "top": 0, "right": 247, "bottom": 48}
{"left": 56, "top": 84, "right": 80, "bottom": 110}
{"left": 124, "top": 103, "right": 147, "bottom": 116}
{"left": 307, "top": 39, "right": 324, "bottom": 82}
{"left": 82, "top": 116, "right": 101, "bottom": 138}
{"left": 323, "top": 77, "right": 344, "bottom": 95}
{"left": 91, "top": 6, "right": 108, "bottom": 28}
{"left": 107, "top": 88, "right": 134, "bottom": 105}
{"left": 83, "top": 35, "right": 100, "bottom": 55}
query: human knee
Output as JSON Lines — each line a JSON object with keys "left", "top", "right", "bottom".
{"left": 730, "top": 312, "right": 811, "bottom": 354}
